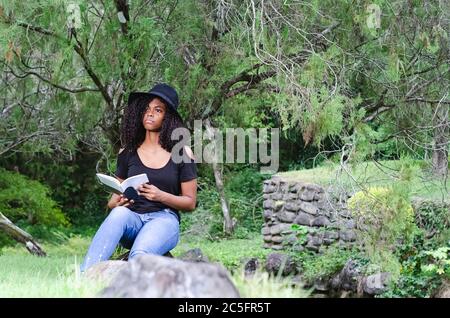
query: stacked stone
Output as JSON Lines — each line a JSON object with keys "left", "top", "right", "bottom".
{"left": 261, "top": 177, "right": 357, "bottom": 252}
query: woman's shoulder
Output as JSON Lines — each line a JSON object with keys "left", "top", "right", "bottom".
{"left": 183, "top": 145, "right": 195, "bottom": 160}
{"left": 117, "top": 147, "right": 137, "bottom": 162}
{"left": 118, "top": 146, "right": 138, "bottom": 154}
{"left": 170, "top": 145, "right": 195, "bottom": 166}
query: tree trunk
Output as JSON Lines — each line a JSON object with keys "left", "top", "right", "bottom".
{"left": 0, "top": 212, "right": 46, "bottom": 257}
{"left": 212, "top": 160, "right": 235, "bottom": 235}
{"left": 204, "top": 119, "right": 234, "bottom": 235}
{"left": 432, "top": 104, "right": 449, "bottom": 178}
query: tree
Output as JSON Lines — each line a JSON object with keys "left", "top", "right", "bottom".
{"left": 1, "top": 0, "right": 183, "bottom": 154}
{"left": 1, "top": 0, "right": 448, "bottom": 235}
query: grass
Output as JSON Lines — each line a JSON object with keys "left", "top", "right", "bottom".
{"left": 173, "top": 235, "right": 272, "bottom": 269}
{"left": 232, "top": 269, "right": 309, "bottom": 298}
{"left": 0, "top": 235, "right": 105, "bottom": 297}
{"left": 276, "top": 160, "right": 449, "bottom": 200}
{"left": 0, "top": 232, "right": 305, "bottom": 298}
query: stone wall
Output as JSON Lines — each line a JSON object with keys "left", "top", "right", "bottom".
{"left": 262, "top": 177, "right": 357, "bottom": 252}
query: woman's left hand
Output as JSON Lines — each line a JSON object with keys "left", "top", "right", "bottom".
{"left": 138, "top": 183, "right": 165, "bottom": 202}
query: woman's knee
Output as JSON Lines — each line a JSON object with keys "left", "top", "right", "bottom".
{"left": 129, "top": 222, "right": 179, "bottom": 259}
{"left": 129, "top": 234, "right": 178, "bottom": 259}
{"left": 103, "top": 206, "right": 137, "bottom": 230}
{"left": 108, "top": 206, "right": 132, "bottom": 221}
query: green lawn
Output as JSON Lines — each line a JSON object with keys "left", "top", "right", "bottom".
{"left": 0, "top": 233, "right": 305, "bottom": 298}
{"left": 172, "top": 235, "right": 272, "bottom": 269}
{"left": 276, "top": 160, "right": 449, "bottom": 200}
{"left": 0, "top": 235, "right": 103, "bottom": 297}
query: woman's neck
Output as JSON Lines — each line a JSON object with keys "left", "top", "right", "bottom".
{"left": 141, "top": 130, "right": 161, "bottom": 149}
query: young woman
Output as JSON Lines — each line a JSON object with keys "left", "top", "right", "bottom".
{"left": 80, "top": 83, "right": 197, "bottom": 272}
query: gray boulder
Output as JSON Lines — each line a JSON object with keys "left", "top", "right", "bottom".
{"left": 362, "top": 272, "right": 391, "bottom": 295}
{"left": 178, "top": 248, "right": 209, "bottom": 263}
{"left": 433, "top": 279, "right": 450, "bottom": 298}
{"left": 84, "top": 260, "right": 128, "bottom": 284}
{"left": 330, "top": 260, "right": 361, "bottom": 291}
{"left": 243, "top": 257, "right": 259, "bottom": 277}
{"left": 100, "top": 254, "right": 240, "bottom": 298}
{"left": 265, "top": 253, "right": 297, "bottom": 276}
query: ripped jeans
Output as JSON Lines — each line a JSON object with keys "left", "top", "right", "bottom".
{"left": 80, "top": 206, "right": 179, "bottom": 273}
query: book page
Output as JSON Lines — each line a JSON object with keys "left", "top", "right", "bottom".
{"left": 96, "top": 173, "right": 122, "bottom": 193}
{"left": 121, "top": 173, "right": 149, "bottom": 191}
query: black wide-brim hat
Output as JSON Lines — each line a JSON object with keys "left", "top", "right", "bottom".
{"left": 128, "top": 83, "right": 180, "bottom": 114}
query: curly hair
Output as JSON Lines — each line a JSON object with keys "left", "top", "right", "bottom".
{"left": 120, "top": 95, "right": 186, "bottom": 153}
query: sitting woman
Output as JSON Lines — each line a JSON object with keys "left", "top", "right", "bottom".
{"left": 80, "top": 83, "right": 197, "bottom": 272}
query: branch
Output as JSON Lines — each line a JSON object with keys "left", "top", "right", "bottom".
{"left": 363, "top": 105, "right": 394, "bottom": 123}
{"left": 14, "top": 21, "right": 59, "bottom": 38}
{"left": 0, "top": 212, "right": 46, "bottom": 256}
{"left": 114, "top": 0, "right": 130, "bottom": 35}
{"left": 201, "top": 23, "right": 339, "bottom": 120}
{"left": 363, "top": 97, "right": 450, "bottom": 123}
{"left": 4, "top": 61, "right": 99, "bottom": 93}
{"left": 87, "top": 3, "right": 106, "bottom": 54}
{"left": 0, "top": 131, "right": 52, "bottom": 157}
{"left": 228, "top": 83, "right": 281, "bottom": 98}
{"left": 225, "top": 79, "right": 279, "bottom": 98}
{"left": 406, "top": 97, "right": 450, "bottom": 105}
{"left": 4, "top": 14, "right": 113, "bottom": 106}
{"left": 71, "top": 32, "right": 113, "bottom": 106}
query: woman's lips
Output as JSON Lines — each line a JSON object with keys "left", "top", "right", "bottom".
{"left": 145, "top": 120, "right": 155, "bottom": 124}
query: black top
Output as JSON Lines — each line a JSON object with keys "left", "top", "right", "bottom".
{"left": 115, "top": 147, "right": 197, "bottom": 221}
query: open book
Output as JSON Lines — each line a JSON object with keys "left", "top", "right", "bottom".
{"left": 96, "top": 173, "right": 149, "bottom": 195}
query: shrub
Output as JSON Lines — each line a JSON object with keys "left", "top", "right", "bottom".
{"left": 184, "top": 166, "right": 269, "bottom": 240}
{"left": 413, "top": 199, "right": 450, "bottom": 244}
{"left": 0, "top": 168, "right": 69, "bottom": 227}
{"left": 347, "top": 185, "right": 416, "bottom": 276}
{"left": 300, "top": 247, "right": 358, "bottom": 283}
{"left": 380, "top": 243, "right": 446, "bottom": 298}
{"left": 421, "top": 246, "right": 450, "bottom": 277}
{"left": 64, "top": 190, "right": 109, "bottom": 227}
{"left": 225, "top": 166, "right": 268, "bottom": 233}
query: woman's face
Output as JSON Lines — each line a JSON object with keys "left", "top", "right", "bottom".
{"left": 142, "top": 97, "right": 166, "bottom": 131}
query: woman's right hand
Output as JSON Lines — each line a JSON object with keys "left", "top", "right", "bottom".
{"left": 108, "top": 194, "right": 134, "bottom": 209}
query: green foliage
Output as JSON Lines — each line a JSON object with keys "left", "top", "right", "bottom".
{"left": 277, "top": 159, "right": 448, "bottom": 200}
{"left": 64, "top": 190, "right": 109, "bottom": 227}
{"left": 0, "top": 231, "right": 15, "bottom": 250}
{"left": 289, "top": 224, "right": 309, "bottom": 246}
{"left": 225, "top": 166, "right": 268, "bottom": 233}
{"left": 348, "top": 180, "right": 416, "bottom": 276}
{"left": 182, "top": 166, "right": 269, "bottom": 240}
{"left": 275, "top": 65, "right": 360, "bottom": 147}
{"left": 380, "top": 269, "right": 442, "bottom": 298}
{"left": 381, "top": 229, "right": 446, "bottom": 298}
{"left": 299, "top": 247, "right": 358, "bottom": 283}
{"left": 0, "top": 168, "right": 68, "bottom": 227}
{"left": 0, "top": 152, "right": 110, "bottom": 227}
{"left": 180, "top": 173, "right": 222, "bottom": 239}
{"left": 232, "top": 269, "right": 309, "bottom": 298}
{"left": 414, "top": 199, "right": 450, "bottom": 244}
{"left": 421, "top": 247, "right": 450, "bottom": 277}
{"left": 348, "top": 186, "right": 415, "bottom": 246}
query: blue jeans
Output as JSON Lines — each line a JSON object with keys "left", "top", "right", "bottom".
{"left": 80, "top": 206, "right": 179, "bottom": 273}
